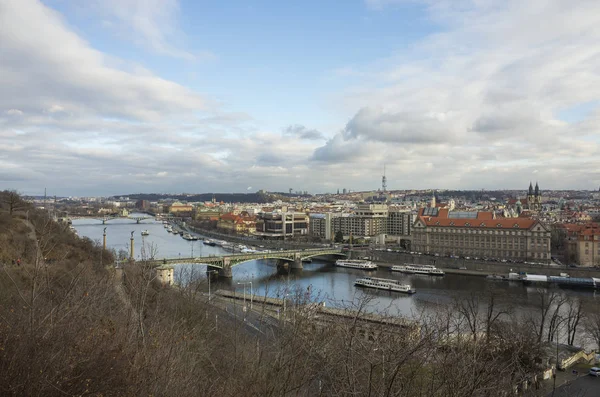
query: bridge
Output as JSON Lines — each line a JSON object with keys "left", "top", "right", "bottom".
{"left": 150, "top": 248, "right": 347, "bottom": 277}
{"left": 67, "top": 215, "right": 152, "bottom": 224}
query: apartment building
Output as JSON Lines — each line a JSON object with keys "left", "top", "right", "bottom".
{"left": 563, "top": 223, "right": 600, "bottom": 267}
{"left": 255, "top": 212, "right": 309, "bottom": 239}
{"left": 309, "top": 204, "right": 413, "bottom": 242}
{"left": 412, "top": 208, "right": 551, "bottom": 263}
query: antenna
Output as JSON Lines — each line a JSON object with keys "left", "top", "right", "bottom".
{"left": 381, "top": 164, "right": 387, "bottom": 193}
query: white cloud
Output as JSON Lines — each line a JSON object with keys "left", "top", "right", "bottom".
{"left": 5, "top": 109, "right": 23, "bottom": 116}
{"left": 84, "top": 0, "right": 214, "bottom": 61}
{"left": 313, "top": 0, "right": 600, "bottom": 190}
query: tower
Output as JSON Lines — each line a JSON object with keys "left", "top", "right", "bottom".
{"left": 431, "top": 191, "right": 436, "bottom": 208}
{"left": 534, "top": 182, "right": 542, "bottom": 210}
{"left": 381, "top": 164, "right": 387, "bottom": 193}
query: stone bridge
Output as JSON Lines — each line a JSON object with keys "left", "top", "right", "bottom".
{"left": 149, "top": 248, "right": 347, "bottom": 277}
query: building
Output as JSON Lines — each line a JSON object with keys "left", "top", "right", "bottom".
{"left": 309, "top": 204, "right": 413, "bottom": 243}
{"left": 217, "top": 212, "right": 257, "bottom": 235}
{"left": 526, "top": 182, "right": 542, "bottom": 211}
{"left": 412, "top": 207, "right": 551, "bottom": 262}
{"left": 309, "top": 213, "right": 337, "bottom": 240}
{"left": 563, "top": 223, "right": 600, "bottom": 267}
{"left": 169, "top": 202, "right": 193, "bottom": 214}
{"left": 254, "top": 212, "right": 309, "bottom": 239}
{"left": 331, "top": 203, "right": 388, "bottom": 239}
{"left": 135, "top": 200, "right": 150, "bottom": 210}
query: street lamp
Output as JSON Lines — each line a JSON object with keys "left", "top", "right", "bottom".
{"left": 207, "top": 270, "right": 218, "bottom": 301}
{"left": 373, "top": 348, "right": 385, "bottom": 394}
{"left": 237, "top": 281, "right": 253, "bottom": 310}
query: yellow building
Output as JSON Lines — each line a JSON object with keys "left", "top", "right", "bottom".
{"left": 563, "top": 223, "right": 600, "bottom": 267}
{"left": 169, "top": 202, "right": 193, "bottom": 213}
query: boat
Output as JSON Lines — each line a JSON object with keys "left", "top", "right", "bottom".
{"left": 166, "top": 226, "right": 173, "bottom": 233}
{"left": 203, "top": 239, "right": 217, "bottom": 246}
{"left": 486, "top": 274, "right": 505, "bottom": 281}
{"left": 354, "top": 277, "right": 416, "bottom": 294}
{"left": 335, "top": 259, "right": 377, "bottom": 270}
{"left": 391, "top": 264, "right": 444, "bottom": 276}
{"left": 182, "top": 233, "right": 194, "bottom": 240}
{"left": 141, "top": 230, "right": 149, "bottom": 236}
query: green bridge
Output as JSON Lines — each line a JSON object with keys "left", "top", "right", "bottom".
{"left": 150, "top": 248, "right": 347, "bottom": 277}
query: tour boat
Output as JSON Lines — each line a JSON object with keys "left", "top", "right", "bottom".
{"left": 335, "top": 259, "right": 377, "bottom": 270}
{"left": 391, "top": 264, "right": 444, "bottom": 276}
{"left": 141, "top": 230, "right": 149, "bottom": 236}
{"left": 354, "top": 277, "right": 416, "bottom": 294}
{"left": 182, "top": 233, "right": 194, "bottom": 240}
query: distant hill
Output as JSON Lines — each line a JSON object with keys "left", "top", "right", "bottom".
{"left": 119, "top": 192, "right": 272, "bottom": 204}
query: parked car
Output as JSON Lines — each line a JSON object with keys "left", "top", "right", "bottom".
{"left": 589, "top": 367, "right": 600, "bottom": 377}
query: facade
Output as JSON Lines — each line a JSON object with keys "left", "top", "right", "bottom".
{"left": 309, "top": 213, "right": 337, "bottom": 240}
{"left": 169, "top": 202, "right": 194, "bottom": 214}
{"left": 217, "top": 212, "right": 257, "bottom": 235}
{"left": 412, "top": 208, "right": 551, "bottom": 262}
{"left": 309, "top": 204, "right": 413, "bottom": 242}
{"left": 254, "top": 212, "right": 309, "bottom": 239}
{"left": 387, "top": 209, "right": 412, "bottom": 237}
{"left": 563, "top": 223, "right": 600, "bottom": 267}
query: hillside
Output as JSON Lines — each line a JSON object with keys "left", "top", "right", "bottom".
{"left": 0, "top": 191, "right": 554, "bottom": 396}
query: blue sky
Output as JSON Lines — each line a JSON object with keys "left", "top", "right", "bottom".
{"left": 52, "top": 0, "right": 436, "bottom": 131}
{"left": 1, "top": 0, "right": 600, "bottom": 196}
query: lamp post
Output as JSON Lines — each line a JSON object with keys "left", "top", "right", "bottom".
{"left": 237, "top": 281, "right": 253, "bottom": 311}
{"left": 373, "top": 348, "right": 385, "bottom": 395}
{"left": 207, "top": 270, "right": 218, "bottom": 301}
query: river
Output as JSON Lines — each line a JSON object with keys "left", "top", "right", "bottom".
{"left": 72, "top": 216, "right": 599, "bottom": 320}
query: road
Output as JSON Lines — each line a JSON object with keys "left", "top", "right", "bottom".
{"left": 549, "top": 374, "right": 600, "bottom": 397}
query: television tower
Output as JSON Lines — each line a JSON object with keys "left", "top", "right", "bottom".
{"left": 381, "top": 164, "right": 387, "bottom": 193}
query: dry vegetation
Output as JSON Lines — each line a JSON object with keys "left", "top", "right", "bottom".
{"left": 0, "top": 191, "right": 598, "bottom": 396}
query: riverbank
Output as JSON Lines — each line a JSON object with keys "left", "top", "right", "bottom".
{"left": 183, "top": 223, "right": 321, "bottom": 250}
{"left": 362, "top": 250, "right": 600, "bottom": 279}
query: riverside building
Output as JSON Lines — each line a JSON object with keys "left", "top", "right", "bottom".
{"left": 412, "top": 208, "right": 551, "bottom": 263}
{"left": 254, "top": 212, "right": 309, "bottom": 239}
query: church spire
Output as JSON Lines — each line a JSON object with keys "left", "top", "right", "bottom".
{"left": 528, "top": 182, "right": 533, "bottom": 196}
{"left": 534, "top": 182, "right": 539, "bottom": 196}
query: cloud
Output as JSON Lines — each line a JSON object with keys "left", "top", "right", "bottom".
{"left": 86, "top": 0, "right": 211, "bottom": 60}
{"left": 5, "top": 109, "right": 23, "bottom": 116}
{"left": 283, "top": 124, "right": 325, "bottom": 140}
{"left": 0, "top": 0, "right": 205, "bottom": 122}
{"left": 312, "top": 0, "right": 600, "bottom": 190}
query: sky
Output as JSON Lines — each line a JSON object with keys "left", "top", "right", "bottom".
{"left": 1, "top": 0, "right": 600, "bottom": 196}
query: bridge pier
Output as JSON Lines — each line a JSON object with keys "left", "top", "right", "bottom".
{"left": 219, "top": 258, "right": 232, "bottom": 278}
{"left": 291, "top": 253, "right": 303, "bottom": 270}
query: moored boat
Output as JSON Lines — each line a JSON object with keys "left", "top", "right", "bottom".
{"left": 391, "top": 264, "right": 444, "bottom": 276}
{"left": 354, "top": 277, "right": 416, "bottom": 294}
{"left": 141, "top": 230, "right": 149, "bottom": 236}
{"left": 335, "top": 259, "right": 377, "bottom": 270}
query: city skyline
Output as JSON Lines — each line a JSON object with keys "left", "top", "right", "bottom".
{"left": 2, "top": 0, "right": 600, "bottom": 196}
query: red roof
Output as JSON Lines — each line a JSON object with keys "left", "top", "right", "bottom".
{"left": 417, "top": 208, "right": 538, "bottom": 229}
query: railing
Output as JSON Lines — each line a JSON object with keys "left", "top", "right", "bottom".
{"left": 148, "top": 248, "right": 345, "bottom": 268}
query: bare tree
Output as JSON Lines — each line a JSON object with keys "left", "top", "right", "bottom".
{"left": 565, "top": 297, "right": 585, "bottom": 346}
{"left": 0, "top": 190, "right": 27, "bottom": 215}
{"left": 585, "top": 311, "right": 600, "bottom": 351}
{"left": 530, "top": 288, "right": 562, "bottom": 343}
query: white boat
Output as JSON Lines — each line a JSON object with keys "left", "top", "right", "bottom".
{"left": 141, "top": 230, "right": 149, "bottom": 236}
{"left": 182, "top": 233, "right": 194, "bottom": 240}
{"left": 355, "top": 277, "right": 416, "bottom": 294}
{"left": 166, "top": 226, "right": 173, "bottom": 233}
{"left": 391, "top": 264, "right": 444, "bottom": 276}
{"left": 335, "top": 259, "right": 377, "bottom": 270}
